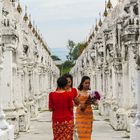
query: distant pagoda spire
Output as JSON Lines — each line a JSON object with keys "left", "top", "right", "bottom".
{"left": 95, "top": 19, "right": 98, "bottom": 31}
{"left": 32, "top": 21, "right": 36, "bottom": 34}
{"left": 28, "top": 15, "right": 32, "bottom": 28}
{"left": 92, "top": 25, "right": 95, "bottom": 37}
{"left": 98, "top": 12, "right": 102, "bottom": 27}
{"left": 103, "top": 1, "right": 108, "bottom": 17}
{"left": 23, "top": 6, "right": 28, "bottom": 22}
{"left": 107, "top": 0, "right": 113, "bottom": 9}
{"left": 17, "top": 0, "right": 22, "bottom": 14}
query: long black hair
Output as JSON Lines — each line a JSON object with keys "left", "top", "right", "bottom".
{"left": 63, "top": 73, "right": 73, "bottom": 87}
{"left": 78, "top": 76, "right": 90, "bottom": 91}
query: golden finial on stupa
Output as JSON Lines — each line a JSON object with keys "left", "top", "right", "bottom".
{"left": 103, "top": 1, "right": 108, "bottom": 17}
{"left": 23, "top": 6, "right": 28, "bottom": 22}
{"left": 92, "top": 31, "right": 95, "bottom": 37}
{"left": 28, "top": 15, "right": 32, "bottom": 28}
{"left": 95, "top": 19, "right": 98, "bottom": 31}
{"left": 32, "top": 21, "right": 36, "bottom": 34}
{"left": 98, "top": 13, "right": 102, "bottom": 27}
{"left": 107, "top": 0, "right": 113, "bottom": 9}
{"left": 91, "top": 25, "right": 95, "bottom": 37}
{"left": 40, "top": 34, "right": 43, "bottom": 43}
{"left": 32, "top": 27, "right": 35, "bottom": 34}
{"left": 38, "top": 31, "right": 41, "bottom": 40}
{"left": 35, "top": 26, "right": 38, "bottom": 37}
{"left": 17, "top": 0, "right": 22, "bottom": 14}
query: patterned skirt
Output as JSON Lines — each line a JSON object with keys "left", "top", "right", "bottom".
{"left": 52, "top": 120, "right": 74, "bottom": 140}
{"left": 76, "top": 106, "right": 93, "bottom": 140}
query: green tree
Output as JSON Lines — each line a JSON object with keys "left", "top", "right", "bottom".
{"left": 66, "top": 40, "right": 87, "bottom": 61}
{"left": 51, "top": 55, "right": 61, "bottom": 61}
{"left": 71, "top": 42, "right": 87, "bottom": 60}
{"left": 59, "top": 60, "right": 74, "bottom": 76}
{"left": 66, "top": 40, "right": 75, "bottom": 61}
{"left": 56, "top": 40, "right": 87, "bottom": 76}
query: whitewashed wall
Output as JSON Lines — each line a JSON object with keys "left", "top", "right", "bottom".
{"left": 0, "top": 0, "right": 59, "bottom": 138}
{"left": 71, "top": 0, "right": 140, "bottom": 139}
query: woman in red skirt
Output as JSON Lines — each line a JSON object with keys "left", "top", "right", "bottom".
{"left": 49, "top": 76, "right": 74, "bottom": 140}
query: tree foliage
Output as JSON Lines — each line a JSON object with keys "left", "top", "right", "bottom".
{"left": 66, "top": 40, "right": 75, "bottom": 61}
{"left": 57, "top": 60, "right": 74, "bottom": 76}
{"left": 53, "top": 40, "right": 87, "bottom": 76}
{"left": 66, "top": 40, "right": 87, "bottom": 61}
{"left": 72, "top": 42, "right": 87, "bottom": 60}
{"left": 51, "top": 55, "right": 61, "bottom": 61}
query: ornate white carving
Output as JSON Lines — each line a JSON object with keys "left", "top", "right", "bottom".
{"left": 71, "top": 0, "right": 140, "bottom": 135}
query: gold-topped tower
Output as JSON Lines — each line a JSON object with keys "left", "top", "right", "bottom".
{"left": 107, "top": 0, "right": 113, "bottom": 9}
{"left": 95, "top": 19, "right": 98, "bottom": 31}
{"left": 103, "top": 1, "right": 108, "bottom": 17}
{"left": 28, "top": 15, "right": 32, "bottom": 29}
{"left": 23, "top": 6, "right": 28, "bottom": 22}
{"left": 32, "top": 21, "right": 36, "bottom": 34}
{"left": 98, "top": 13, "right": 102, "bottom": 27}
{"left": 92, "top": 30, "right": 95, "bottom": 37}
{"left": 17, "top": 0, "right": 22, "bottom": 14}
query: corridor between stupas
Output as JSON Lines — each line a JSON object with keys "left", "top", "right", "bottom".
{"left": 0, "top": 0, "right": 140, "bottom": 140}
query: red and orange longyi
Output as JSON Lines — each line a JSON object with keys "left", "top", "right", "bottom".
{"left": 76, "top": 95, "right": 93, "bottom": 140}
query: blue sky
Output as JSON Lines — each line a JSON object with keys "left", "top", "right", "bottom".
{"left": 21, "top": 0, "right": 117, "bottom": 60}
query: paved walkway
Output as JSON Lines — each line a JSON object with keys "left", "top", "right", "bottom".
{"left": 17, "top": 110, "right": 130, "bottom": 140}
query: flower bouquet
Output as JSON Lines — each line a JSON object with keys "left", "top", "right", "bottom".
{"left": 80, "top": 91, "right": 101, "bottom": 112}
